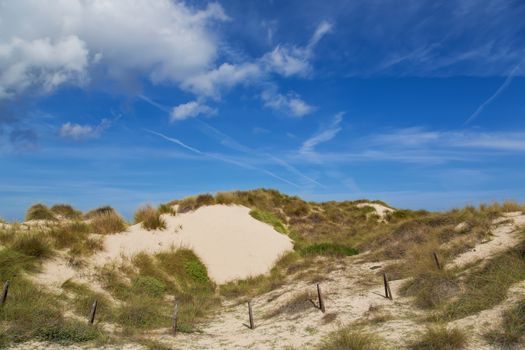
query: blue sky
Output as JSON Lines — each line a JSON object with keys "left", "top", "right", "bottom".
{"left": 1, "top": 0, "right": 525, "bottom": 220}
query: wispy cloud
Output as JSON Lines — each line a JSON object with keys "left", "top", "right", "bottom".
{"left": 261, "top": 87, "right": 314, "bottom": 117}
{"left": 300, "top": 112, "right": 344, "bottom": 154}
{"left": 171, "top": 100, "right": 216, "bottom": 122}
{"left": 464, "top": 63, "right": 522, "bottom": 124}
{"left": 59, "top": 118, "right": 111, "bottom": 140}
{"left": 145, "top": 129, "right": 299, "bottom": 187}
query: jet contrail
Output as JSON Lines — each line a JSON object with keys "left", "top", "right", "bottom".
{"left": 145, "top": 129, "right": 299, "bottom": 187}
{"left": 464, "top": 64, "right": 522, "bottom": 125}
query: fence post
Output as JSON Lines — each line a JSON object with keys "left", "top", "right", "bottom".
{"left": 89, "top": 300, "right": 98, "bottom": 324}
{"left": 317, "top": 283, "right": 326, "bottom": 313}
{"left": 248, "top": 301, "right": 255, "bottom": 330}
{"left": 172, "top": 302, "right": 178, "bottom": 336}
{"left": 1, "top": 281, "right": 9, "bottom": 307}
{"left": 383, "top": 273, "right": 393, "bottom": 300}
{"left": 433, "top": 252, "right": 442, "bottom": 270}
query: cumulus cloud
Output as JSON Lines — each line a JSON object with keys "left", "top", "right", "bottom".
{"left": 59, "top": 119, "right": 111, "bottom": 140}
{"left": 0, "top": 0, "right": 227, "bottom": 99}
{"left": 171, "top": 101, "right": 216, "bottom": 121}
{"left": 261, "top": 88, "right": 314, "bottom": 117}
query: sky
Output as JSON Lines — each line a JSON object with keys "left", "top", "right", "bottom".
{"left": 1, "top": 0, "right": 525, "bottom": 220}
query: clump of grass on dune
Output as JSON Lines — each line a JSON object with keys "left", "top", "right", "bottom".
{"left": 89, "top": 208, "right": 127, "bottom": 235}
{"left": 25, "top": 203, "right": 56, "bottom": 221}
{"left": 441, "top": 243, "right": 525, "bottom": 321}
{"left": 50, "top": 204, "right": 82, "bottom": 220}
{"left": 177, "top": 194, "right": 216, "bottom": 213}
{"left": 10, "top": 232, "right": 53, "bottom": 259}
{"left": 299, "top": 243, "right": 358, "bottom": 257}
{"left": 317, "top": 327, "right": 384, "bottom": 350}
{"left": 249, "top": 209, "right": 288, "bottom": 234}
{"left": 485, "top": 298, "right": 525, "bottom": 347}
{"left": 158, "top": 203, "right": 176, "bottom": 215}
{"left": 134, "top": 205, "right": 166, "bottom": 230}
{"left": 410, "top": 326, "right": 467, "bottom": 350}
{"left": 61, "top": 280, "right": 115, "bottom": 323}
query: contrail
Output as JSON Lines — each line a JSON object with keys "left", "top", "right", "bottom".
{"left": 140, "top": 95, "right": 322, "bottom": 187}
{"left": 464, "top": 64, "right": 522, "bottom": 125}
{"left": 145, "top": 129, "right": 299, "bottom": 187}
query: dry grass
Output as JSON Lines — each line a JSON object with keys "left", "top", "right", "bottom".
{"left": 25, "top": 203, "right": 56, "bottom": 221}
{"left": 10, "top": 232, "right": 54, "bottom": 259}
{"left": 485, "top": 298, "right": 525, "bottom": 347}
{"left": 410, "top": 326, "right": 467, "bottom": 350}
{"left": 263, "top": 291, "right": 314, "bottom": 319}
{"left": 90, "top": 211, "right": 127, "bottom": 235}
{"left": 134, "top": 205, "right": 166, "bottom": 230}
{"left": 318, "top": 327, "right": 384, "bottom": 350}
{"left": 50, "top": 204, "right": 82, "bottom": 220}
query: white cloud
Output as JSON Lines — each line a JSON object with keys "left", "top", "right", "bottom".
{"left": 261, "top": 88, "right": 314, "bottom": 117}
{"left": 59, "top": 119, "right": 111, "bottom": 140}
{"left": 300, "top": 113, "right": 344, "bottom": 154}
{"left": 171, "top": 101, "right": 216, "bottom": 121}
{"left": 0, "top": 0, "right": 227, "bottom": 99}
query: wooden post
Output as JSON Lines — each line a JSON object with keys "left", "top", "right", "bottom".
{"left": 248, "top": 301, "right": 255, "bottom": 330}
{"left": 172, "top": 302, "right": 178, "bottom": 336}
{"left": 89, "top": 300, "right": 98, "bottom": 324}
{"left": 317, "top": 283, "right": 325, "bottom": 313}
{"left": 1, "top": 281, "right": 9, "bottom": 306}
{"left": 433, "top": 252, "right": 442, "bottom": 270}
{"left": 383, "top": 273, "right": 393, "bottom": 300}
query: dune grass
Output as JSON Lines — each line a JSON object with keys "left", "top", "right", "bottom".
{"left": 25, "top": 203, "right": 56, "bottom": 221}
{"left": 10, "top": 232, "right": 54, "bottom": 259}
{"left": 485, "top": 298, "right": 525, "bottom": 347}
{"left": 50, "top": 204, "right": 82, "bottom": 220}
{"left": 317, "top": 327, "right": 384, "bottom": 350}
{"left": 249, "top": 209, "right": 288, "bottom": 234}
{"left": 299, "top": 243, "right": 358, "bottom": 257}
{"left": 134, "top": 205, "right": 166, "bottom": 230}
{"left": 410, "top": 326, "right": 467, "bottom": 350}
{"left": 90, "top": 211, "right": 127, "bottom": 235}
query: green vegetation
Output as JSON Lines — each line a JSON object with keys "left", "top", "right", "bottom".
{"left": 410, "top": 326, "right": 467, "bottom": 350}
{"left": 158, "top": 203, "right": 176, "bottom": 215}
{"left": 485, "top": 298, "right": 525, "bottom": 347}
{"left": 134, "top": 205, "right": 166, "bottom": 230}
{"left": 25, "top": 203, "right": 56, "bottom": 221}
{"left": 300, "top": 243, "right": 358, "bottom": 257}
{"left": 250, "top": 209, "right": 288, "bottom": 234}
{"left": 84, "top": 205, "right": 116, "bottom": 219}
{"left": 317, "top": 327, "right": 384, "bottom": 350}
{"left": 10, "top": 232, "right": 53, "bottom": 259}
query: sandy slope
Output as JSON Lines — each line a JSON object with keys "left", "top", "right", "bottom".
{"left": 356, "top": 202, "right": 394, "bottom": 222}
{"left": 34, "top": 205, "right": 293, "bottom": 286}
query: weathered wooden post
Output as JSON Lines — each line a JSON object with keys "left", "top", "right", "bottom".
{"left": 317, "top": 283, "right": 325, "bottom": 313}
{"left": 433, "top": 252, "right": 442, "bottom": 270}
{"left": 1, "top": 280, "right": 9, "bottom": 307}
{"left": 383, "top": 273, "right": 393, "bottom": 300}
{"left": 248, "top": 301, "right": 255, "bottom": 330}
{"left": 172, "top": 302, "right": 178, "bottom": 335}
{"left": 89, "top": 300, "right": 98, "bottom": 324}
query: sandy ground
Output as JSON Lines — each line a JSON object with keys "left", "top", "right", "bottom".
{"left": 356, "top": 202, "right": 394, "bottom": 222}
{"left": 449, "top": 212, "right": 525, "bottom": 269}
{"left": 33, "top": 205, "right": 293, "bottom": 287}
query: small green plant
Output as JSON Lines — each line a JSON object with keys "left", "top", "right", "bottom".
{"left": 300, "top": 243, "right": 358, "bottom": 257}
{"left": 25, "top": 203, "right": 56, "bottom": 221}
{"left": 134, "top": 205, "right": 166, "bottom": 230}
{"left": 116, "top": 297, "right": 170, "bottom": 330}
{"left": 131, "top": 276, "right": 167, "bottom": 298}
{"left": 410, "top": 326, "right": 467, "bottom": 350}
{"left": 318, "top": 327, "right": 383, "bottom": 350}
{"left": 37, "top": 320, "right": 103, "bottom": 343}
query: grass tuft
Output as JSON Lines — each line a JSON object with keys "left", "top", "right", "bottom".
{"left": 318, "top": 327, "right": 383, "bottom": 350}
{"left": 485, "top": 298, "right": 525, "bottom": 347}
{"left": 134, "top": 205, "right": 166, "bottom": 230}
{"left": 410, "top": 326, "right": 467, "bottom": 350}
{"left": 50, "top": 204, "right": 82, "bottom": 220}
{"left": 25, "top": 203, "right": 56, "bottom": 221}
{"left": 250, "top": 209, "right": 287, "bottom": 234}
{"left": 90, "top": 211, "right": 127, "bottom": 235}
{"left": 10, "top": 232, "right": 53, "bottom": 259}
{"left": 300, "top": 243, "right": 358, "bottom": 257}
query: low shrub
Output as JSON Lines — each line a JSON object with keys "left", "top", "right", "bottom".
{"left": 116, "top": 297, "right": 170, "bottom": 330}
{"left": 410, "top": 326, "right": 467, "bottom": 350}
{"left": 300, "top": 243, "right": 358, "bottom": 257}
{"left": 131, "top": 276, "right": 167, "bottom": 298}
{"left": 25, "top": 203, "right": 56, "bottom": 221}
{"left": 37, "top": 320, "right": 102, "bottom": 343}
{"left": 134, "top": 205, "right": 166, "bottom": 230}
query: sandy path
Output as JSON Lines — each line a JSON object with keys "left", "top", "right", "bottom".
{"left": 449, "top": 212, "right": 525, "bottom": 269}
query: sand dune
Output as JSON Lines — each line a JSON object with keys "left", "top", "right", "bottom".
{"left": 93, "top": 204, "right": 294, "bottom": 284}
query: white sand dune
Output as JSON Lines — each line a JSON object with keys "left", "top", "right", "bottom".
{"left": 356, "top": 202, "right": 394, "bottom": 222}
{"left": 92, "top": 205, "right": 294, "bottom": 284}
